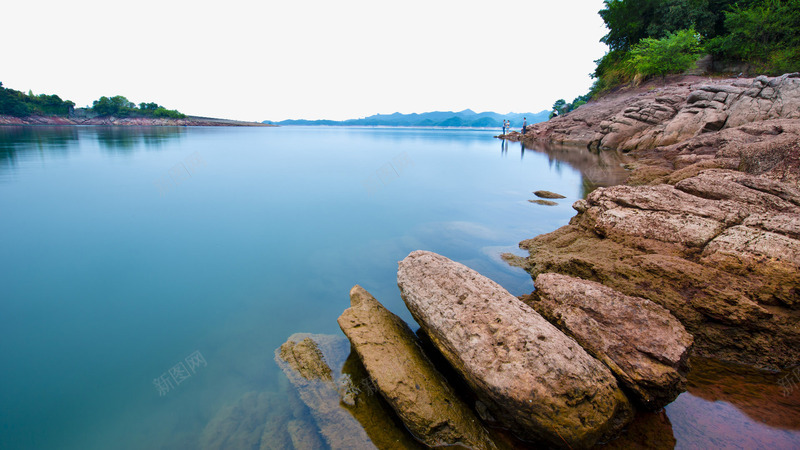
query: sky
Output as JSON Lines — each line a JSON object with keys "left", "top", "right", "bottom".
{"left": 2, "top": 0, "right": 609, "bottom": 122}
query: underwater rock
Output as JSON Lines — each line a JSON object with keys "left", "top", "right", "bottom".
{"left": 275, "top": 333, "right": 376, "bottom": 449}
{"left": 529, "top": 199, "right": 558, "bottom": 206}
{"left": 201, "top": 391, "right": 299, "bottom": 450}
{"left": 338, "top": 285, "right": 495, "bottom": 448}
{"left": 530, "top": 273, "right": 693, "bottom": 409}
{"left": 397, "top": 250, "right": 634, "bottom": 449}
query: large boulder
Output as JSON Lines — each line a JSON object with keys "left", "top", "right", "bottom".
{"left": 529, "top": 273, "right": 693, "bottom": 409}
{"left": 397, "top": 250, "right": 634, "bottom": 449}
{"left": 338, "top": 285, "right": 496, "bottom": 449}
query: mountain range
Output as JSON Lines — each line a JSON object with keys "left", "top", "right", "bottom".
{"left": 263, "top": 109, "right": 550, "bottom": 128}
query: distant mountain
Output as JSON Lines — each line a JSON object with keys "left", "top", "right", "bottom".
{"left": 263, "top": 109, "right": 550, "bottom": 128}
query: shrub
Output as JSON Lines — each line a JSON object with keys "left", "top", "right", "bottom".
{"left": 627, "top": 28, "right": 704, "bottom": 78}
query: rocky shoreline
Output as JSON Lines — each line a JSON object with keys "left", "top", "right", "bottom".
{"left": 202, "top": 73, "right": 799, "bottom": 449}
{"left": 501, "top": 73, "right": 799, "bottom": 371}
{"left": 0, "top": 114, "right": 272, "bottom": 126}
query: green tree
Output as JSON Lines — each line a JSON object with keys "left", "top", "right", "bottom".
{"left": 708, "top": 0, "right": 800, "bottom": 73}
{"left": 628, "top": 28, "right": 704, "bottom": 78}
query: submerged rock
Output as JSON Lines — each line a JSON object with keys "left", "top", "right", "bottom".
{"left": 529, "top": 273, "right": 693, "bottom": 409}
{"left": 529, "top": 199, "right": 558, "bottom": 206}
{"left": 397, "top": 250, "right": 634, "bottom": 449}
{"left": 201, "top": 391, "right": 296, "bottom": 450}
{"left": 275, "top": 333, "right": 376, "bottom": 449}
{"left": 338, "top": 285, "right": 496, "bottom": 449}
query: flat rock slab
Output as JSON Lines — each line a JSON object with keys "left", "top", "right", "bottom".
{"left": 397, "top": 250, "right": 633, "bottom": 449}
{"left": 338, "top": 285, "right": 495, "bottom": 449}
{"left": 530, "top": 273, "right": 694, "bottom": 409}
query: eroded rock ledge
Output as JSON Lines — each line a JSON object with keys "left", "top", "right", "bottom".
{"left": 502, "top": 73, "right": 800, "bottom": 371}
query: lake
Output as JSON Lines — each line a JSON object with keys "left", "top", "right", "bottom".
{"left": 0, "top": 126, "right": 797, "bottom": 449}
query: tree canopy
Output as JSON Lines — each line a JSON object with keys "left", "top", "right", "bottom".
{"left": 548, "top": 0, "right": 798, "bottom": 120}
{"left": 590, "top": 0, "right": 800, "bottom": 97}
{"left": 91, "top": 95, "right": 186, "bottom": 119}
{"left": 0, "top": 82, "right": 75, "bottom": 117}
{"left": 0, "top": 82, "right": 186, "bottom": 119}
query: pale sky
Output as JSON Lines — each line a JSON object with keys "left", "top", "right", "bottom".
{"left": 2, "top": 0, "right": 609, "bottom": 121}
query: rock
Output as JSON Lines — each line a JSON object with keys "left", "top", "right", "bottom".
{"left": 529, "top": 199, "right": 558, "bottom": 206}
{"left": 513, "top": 74, "right": 800, "bottom": 154}
{"left": 275, "top": 333, "right": 376, "bottom": 449}
{"left": 338, "top": 352, "right": 426, "bottom": 450}
{"left": 338, "top": 285, "right": 496, "bottom": 449}
{"left": 285, "top": 420, "right": 325, "bottom": 450}
{"left": 397, "top": 250, "right": 634, "bottom": 449}
{"left": 510, "top": 168, "right": 800, "bottom": 369}
{"left": 201, "top": 390, "right": 309, "bottom": 450}
{"left": 529, "top": 273, "right": 693, "bottom": 409}
{"left": 599, "top": 409, "right": 677, "bottom": 450}
{"left": 534, "top": 190, "right": 566, "bottom": 199}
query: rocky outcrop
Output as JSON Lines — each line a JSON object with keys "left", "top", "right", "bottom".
{"left": 513, "top": 73, "right": 800, "bottom": 154}
{"left": 528, "top": 273, "right": 693, "bottom": 409}
{"left": 397, "top": 250, "right": 634, "bottom": 449}
{"left": 506, "top": 167, "right": 800, "bottom": 370}
{"left": 275, "top": 334, "right": 376, "bottom": 449}
{"left": 338, "top": 285, "right": 495, "bottom": 449}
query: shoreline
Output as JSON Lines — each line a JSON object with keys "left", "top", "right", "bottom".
{"left": 0, "top": 114, "right": 274, "bottom": 127}
{"left": 501, "top": 72, "right": 800, "bottom": 370}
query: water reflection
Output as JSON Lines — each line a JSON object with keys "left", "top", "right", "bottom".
{"left": 678, "top": 357, "right": 800, "bottom": 431}
{"left": 520, "top": 141, "right": 633, "bottom": 197}
{"left": 0, "top": 126, "right": 78, "bottom": 171}
{"left": 95, "top": 126, "right": 185, "bottom": 152}
{"left": 600, "top": 357, "right": 800, "bottom": 449}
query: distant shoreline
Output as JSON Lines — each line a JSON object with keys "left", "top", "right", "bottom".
{"left": 0, "top": 114, "right": 273, "bottom": 127}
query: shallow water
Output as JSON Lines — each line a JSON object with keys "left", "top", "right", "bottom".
{"left": 0, "top": 126, "right": 797, "bottom": 449}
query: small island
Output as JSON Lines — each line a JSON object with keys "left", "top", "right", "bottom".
{"left": 0, "top": 84, "right": 269, "bottom": 126}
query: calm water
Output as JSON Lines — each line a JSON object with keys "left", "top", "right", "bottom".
{"left": 0, "top": 126, "right": 797, "bottom": 449}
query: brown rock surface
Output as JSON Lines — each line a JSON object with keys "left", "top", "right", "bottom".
{"left": 397, "top": 250, "right": 634, "bottom": 449}
{"left": 337, "top": 285, "right": 496, "bottom": 449}
{"left": 338, "top": 352, "right": 426, "bottom": 450}
{"left": 507, "top": 167, "right": 800, "bottom": 369}
{"left": 534, "top": 190, "right": 566, "bottom": 199}
{"left": 529, "top": 273, "right": 693, "bottom": 409}
{"left": 511, "top": 73, "right": 800, "bottom": 154}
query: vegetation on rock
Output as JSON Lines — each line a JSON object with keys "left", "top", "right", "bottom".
{"left": 91, "top": 95, "right": 185, "bottom": 118}
{"left": 547, "top": 0, "right": 800, "bottom": 112}
{"left": 592, "top": 0, "right": 800, "bottom": 96}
